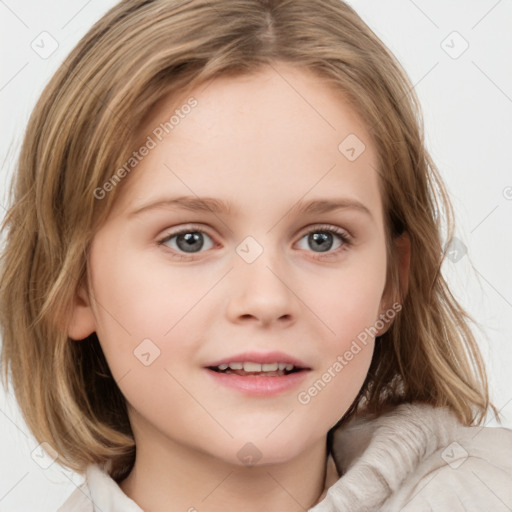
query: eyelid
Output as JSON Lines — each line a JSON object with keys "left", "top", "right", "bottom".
{"left": 157, "top": 223, "right": 216, "bottom": 246}
{"left": 297, "top": 223, "right": 352, "bottom": 240}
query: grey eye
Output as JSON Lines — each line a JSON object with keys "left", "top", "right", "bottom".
{"left": 161, "top": 231, "right": 214, "bottom": 253}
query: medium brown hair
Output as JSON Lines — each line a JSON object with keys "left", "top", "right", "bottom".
{"left": 0, "top": 0, "right": 497, "bottom": 481}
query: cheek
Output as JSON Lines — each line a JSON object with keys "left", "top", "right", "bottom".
{"left": 87, "top": 241, "right": 216, "bottom": 400}
{"left": 295, "top": 270, "right": 382, "bottom": 427}
{"left": 89, "top": 236, "right": 207, "bottom": 340}
{"left": 87, "top": 253, "right": 204, "bottom": 431}
{"left": 296, "top": 246, "right": 386, "bottom": 411}
{"left": 310, "top": 247, "right": 387, "bottom": 348}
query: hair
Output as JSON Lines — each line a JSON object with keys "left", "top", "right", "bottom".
{"left": 0, "top": 0, "right": 498, "bottom": 482}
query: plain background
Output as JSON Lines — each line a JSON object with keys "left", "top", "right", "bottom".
{"left": 1, "top": 1, "right": 511, "bottom": 510}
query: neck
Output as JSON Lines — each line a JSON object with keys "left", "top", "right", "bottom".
{"left": 119, "top": 427, "right": 330, "bottom": 512}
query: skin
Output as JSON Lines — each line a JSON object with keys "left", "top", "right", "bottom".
{"left": 68, "top": 61, "right": 410, "bottom": 512}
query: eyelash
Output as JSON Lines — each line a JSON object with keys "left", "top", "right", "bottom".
{"left": 156, "top": 223, "right": 353, "bottom": 261}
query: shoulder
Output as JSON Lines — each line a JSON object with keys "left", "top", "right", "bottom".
{"left": 56, "top": 481, "right": 93, "bottom": 512}
{"left": 321, "top": 402, "right": 512, "bottom": 512}
{"left": 381, "top": 410, "right": 512, "bottom": 511}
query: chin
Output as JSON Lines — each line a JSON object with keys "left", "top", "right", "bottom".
{"left": 214, "top": 433, "right": 317, "bottom": 469}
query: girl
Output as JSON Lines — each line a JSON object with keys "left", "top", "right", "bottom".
{"left": 1, "top": 1, "right": 511, "bottom": 511}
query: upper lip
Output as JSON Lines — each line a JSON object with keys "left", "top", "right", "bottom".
{"left": 204, "top": 351, "right": 310, "bottom": 369}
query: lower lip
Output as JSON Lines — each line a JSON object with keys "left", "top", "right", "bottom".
{"left": 204, "top": 368, "right": 310, "bottom": 396}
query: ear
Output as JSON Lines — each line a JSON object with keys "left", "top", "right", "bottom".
{"left": 376, "top": 231, "right": 411, "bottom": 336}
{"left": 67, "top": 279, "right": 97, "bottom": 341}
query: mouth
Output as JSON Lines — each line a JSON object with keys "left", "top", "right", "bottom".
{"left": 206, "top": 361, "right": 306, "bottom": 377}
{"left": 203, "top": 352, "right": 311, "bottom": 395}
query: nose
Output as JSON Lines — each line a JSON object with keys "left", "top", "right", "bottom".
{"left": 224, "top": 246, "right": 299, "bottom": 328}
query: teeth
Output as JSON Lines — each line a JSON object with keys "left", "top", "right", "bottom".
{"left": 243, "top": 362, "right": 261, "bottom": 372}
{"left": 214, "top": 361, "right": 297, "bottom": 372}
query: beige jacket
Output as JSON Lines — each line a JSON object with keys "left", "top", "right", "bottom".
{"left": 57, "top": 402, "right": 512, "bottom": 511}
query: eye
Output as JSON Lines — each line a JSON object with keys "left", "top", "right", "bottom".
{"left": 296, "top": 224, "right": 352, "bottom": 257}
{"left": 157, "top": 225, "right": 215, "bottom": 258}
{"left": 156, "top": 223, "right": 352, "bottom": 261}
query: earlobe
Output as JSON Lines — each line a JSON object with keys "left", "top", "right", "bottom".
{"left": 67, "top": 282, "right": 97, "bottom": 341}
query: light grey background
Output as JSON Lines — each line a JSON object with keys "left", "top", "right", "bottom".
{"left": 1, "top": 1, "right": 511, "bottom": 510}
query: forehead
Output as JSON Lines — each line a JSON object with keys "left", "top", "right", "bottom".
{"left": 111, "top": 63, "right": 382, "bottom": 221}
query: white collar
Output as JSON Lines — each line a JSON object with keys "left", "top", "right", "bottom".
{"left": 86, "top": 463, "right": 141, "bottom": 512}
{"left": 309, "top": 402, "right": 462, "bottom": 510}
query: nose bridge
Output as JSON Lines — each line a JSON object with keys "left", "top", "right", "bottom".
{"left": 236, "top": 233, "right": 287, "bottom": 294}
{"left": 226, "top": 233, "right": 297, "bottom": 324}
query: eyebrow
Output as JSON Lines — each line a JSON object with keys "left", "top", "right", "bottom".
{"left": 128, "top": 195, "right": 373, "bottom": 219}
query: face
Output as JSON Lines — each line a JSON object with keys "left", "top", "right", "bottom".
{"left": 70, "top": 62, "right": 399, "bottom": 467}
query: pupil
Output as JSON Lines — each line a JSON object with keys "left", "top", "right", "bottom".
{"left": 309, "top": 232, "right": 333, "bottom": 252}
{"left": 177, "top": 232, "right": 203, "bottom": 253}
